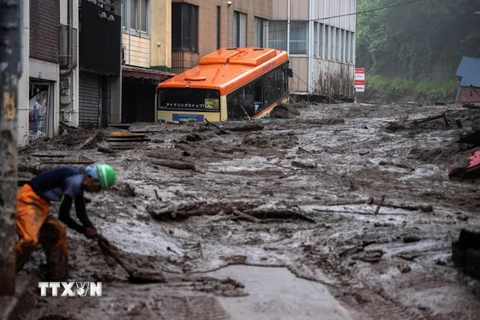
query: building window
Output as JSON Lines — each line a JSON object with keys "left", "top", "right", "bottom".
{"left": 172, "top": 3, "right": 199, "bottom": 52}
{"left": 217, "top": 6, "right": 221, "bottom": 49}
{"left": 289, "top": 21, "right": 308, "bottom": 55}
{"left": 122, "top": 0, "right": 150, "bottom": 34}
{"left": 268, "top": 21, "right": 287, "bottom": 51}
{"left": 313, "top": 22, "right": 319, "bottom": 57}
{"left": 234, "top": 11, "right": 247, "bottom": 47}
{"left": 254, "top": 17, "right": 267, "bottom": 48}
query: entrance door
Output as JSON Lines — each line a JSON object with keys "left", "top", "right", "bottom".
{"left": 29, "top": 81, "right": 53, "bottom": 141}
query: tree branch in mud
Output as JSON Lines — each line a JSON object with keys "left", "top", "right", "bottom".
{"left": 205, "top": 119, "right": 230, "bottom": 135}
{"left": 147, "top": 201, "right": 316, "bottom": 223}
{"left": 305, "top": 199, "right": 433, "bottom": 213}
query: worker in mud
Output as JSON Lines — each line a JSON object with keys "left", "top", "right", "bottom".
{"left": 15, "top": 164, "right": 116, "bottom": 281}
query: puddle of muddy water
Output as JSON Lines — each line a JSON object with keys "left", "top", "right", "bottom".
{"left": 203, "top": 265, "right": 353, "bottom": 320}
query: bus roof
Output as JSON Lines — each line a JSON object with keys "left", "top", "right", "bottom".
{"left": 157, "top": 47, "right": 289, "bottom": 96}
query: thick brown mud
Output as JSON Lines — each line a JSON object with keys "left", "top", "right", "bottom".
{"left": 19, "top": 102, "right": 480, "bottom": 319}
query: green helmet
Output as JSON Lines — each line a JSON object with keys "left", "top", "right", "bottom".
{"left": 97, "top": 164, "right": 116, "bottom": 190}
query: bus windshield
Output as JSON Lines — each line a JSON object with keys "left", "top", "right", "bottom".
{"left": 157, "top": 88, "right": 220, "bottom": 112}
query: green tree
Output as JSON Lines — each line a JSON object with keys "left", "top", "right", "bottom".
{"left": 357, "top": 0, "right": 480, "bottom": 78}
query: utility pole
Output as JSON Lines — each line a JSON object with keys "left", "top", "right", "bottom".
{"left": 0, "top": 0, "right": 22, "bottom": 296}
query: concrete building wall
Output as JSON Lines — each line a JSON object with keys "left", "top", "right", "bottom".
{"left": 272, "top": 0, "right": 356, "bottom": 98}
{"left": 122, "top": 1, "right": 171, "bottom": 70}
{"left": 171, "top": 0, "right": 273, "bottom": 73}
{"left": 122, "top": 34, "right": 150, "bottom": 67}
{"left": 150, "top": 0, "right": 172, "bottom": 71}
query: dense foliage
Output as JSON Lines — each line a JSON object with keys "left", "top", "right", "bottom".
{"left": 356, "top": 0, "right": 480, "bottom": 102}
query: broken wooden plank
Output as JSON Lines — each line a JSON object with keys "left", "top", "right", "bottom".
{"left": 108, "top": 124, "right": 131, "bottom": 129}
{"left": 107, "top": 138, "right": 150, "bottom": 142}
{"left": 41, "top": 160, "right": 95, "bottom": 165}
{"left": 76, "top": 131, "right": 100, "bottom": 150}
{"left": 110, "top": 132, "right": 147, "bottom": 139}
{"left": 32, "top": 153, "right": 67, "bottom": 158}
{"left": 292, "top": 161, "right": 317, "bottom": 169}
{"left": 98, "top": 147, "right": 117, "bottom": 154}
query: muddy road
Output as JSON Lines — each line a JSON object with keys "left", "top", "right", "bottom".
{"left": 18, "top": 102, "right": 480, "bottom": 319}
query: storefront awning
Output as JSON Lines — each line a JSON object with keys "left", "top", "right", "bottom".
{"left": 122, "top": 67, "right": 175, "bottom": 84}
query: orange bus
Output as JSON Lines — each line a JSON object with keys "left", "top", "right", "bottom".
{"left": 156, "top": 47, "right": 292, "bottom": 123}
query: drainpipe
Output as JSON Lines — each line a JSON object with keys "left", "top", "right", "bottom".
{"left": 60, "top": 0, "right": 73, "bottom": 76}
{"left": 287, "top": 0, "right": 290, "bottom": 53}
{"left": 308, "top": 0, "right": 313, "bottom": 95}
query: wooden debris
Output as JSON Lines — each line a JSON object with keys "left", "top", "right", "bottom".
{"left": 108, "top": 124, "right": 131, "bottom": 129}
{"left": 76, "top": 131, "right": 100, "bottom": 150}
{"left": 40, "top": 160, "right": 94, "bottom": 165}
{"left": 151, "top": 159, "right": 196, "bottom": 171}
{"left": 146, "top": 201, "right": 316, "bottom": 223}
{"left": 226, "top": 123, "right": 264, "bottom": 132}
{"left": 32, "top": 153, "right": 67, "bottom": 158}
{"left": 107, "top": 132, "right": 150, "bottom": 142}
{"left": 98, "top": 147, "right": 117, "bottom": 154}
{"left": 291, "top": 161, "right": 317, "bottom": 169}
{"left": 374, "top": 195, "right": 385, "bottom": 215}
{"left": 205, "top": 119, "right": 230, "bottom": 134}
{"left": 412, "top": 113, "right": 449, "bottom": 127}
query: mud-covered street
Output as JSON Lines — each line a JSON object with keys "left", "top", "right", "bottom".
{"left": 17, "top": 102, "right": 480, "bottom": 319}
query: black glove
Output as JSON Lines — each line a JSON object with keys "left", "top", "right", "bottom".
{"left": 84, "top": 227, "right": 97, "bottom": 239}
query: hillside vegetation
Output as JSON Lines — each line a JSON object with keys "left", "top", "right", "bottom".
{"left": 356, "top": 0, "right": 480, "bottom": 102}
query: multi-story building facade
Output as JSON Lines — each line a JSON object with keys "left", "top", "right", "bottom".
{"left": 170, "top": 0, "right": 273, "bottom": 74}
{"left": 270, "top": 0, "right": 357, "bottom": 98}
{"left": 17, "top": 0, "right": 356, "bottom": 146}
{"left": 18, "top": 0, "right": 123, "bottom": 146}
{"left": 121, "top": 0, "right": 175, "bottom": 123}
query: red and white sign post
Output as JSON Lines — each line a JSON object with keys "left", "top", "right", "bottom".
{"left": 354, "top": 68, "right": 365, "bottom": 93}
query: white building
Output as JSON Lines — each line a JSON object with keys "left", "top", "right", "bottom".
{"left": 270, "top": 0, "right": 356, "bottom": 99}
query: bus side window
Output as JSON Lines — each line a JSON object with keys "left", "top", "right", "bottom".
{"left": 253, "top": 79, "right": 263, "bottom": 113}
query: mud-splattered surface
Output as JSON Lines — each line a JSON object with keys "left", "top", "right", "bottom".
{"left": 19, "top": 103, "right": 480, "bottom": 319}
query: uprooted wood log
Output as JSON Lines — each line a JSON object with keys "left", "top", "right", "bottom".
{"left": 151, "top": 159, "right": 196, "bottom": 171}
{"left": 146, "top": 201, "right": 316, "bottom": 223}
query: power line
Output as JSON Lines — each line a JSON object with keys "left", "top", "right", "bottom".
{"left": 306, "top": 0, "right": 425, "bottom": 22}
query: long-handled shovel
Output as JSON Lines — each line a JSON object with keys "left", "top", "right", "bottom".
{"left": 96, "top": 233, "right": 166, "bottom": 284}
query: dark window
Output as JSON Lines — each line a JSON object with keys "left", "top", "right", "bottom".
{"left": 172, "top": 3, "right": 198, "bottom": 52}
{"left": 227, "top": 82, "right": 256, "bottom": 120}
{"left": 157, "top": 88, "right": 220, "bottom": 112}
{"left": 233, "top": 11, "right": 247, "bottom": 47}
{"left": 122, "top": 0, "right": 149, "bottom": 34}
{"left": 268, "top": 21, "right": 287, "bottom": 51}
{"left": 254, "top": 17, "right": 267, "bottom": 48}
{"left": 226, "top": 63, "right": 289, "bottom": 120}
